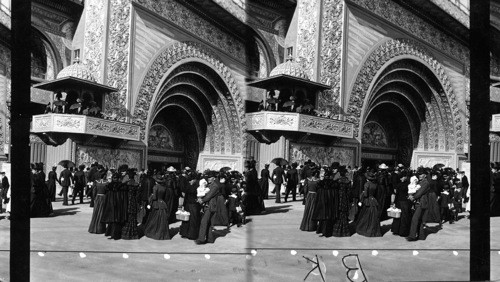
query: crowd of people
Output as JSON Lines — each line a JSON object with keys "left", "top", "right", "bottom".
{"left": 292, "top": 161, "right": 470, "bottom": 240}
{"left": 7, "top": 157, "right": 500, "bottom": 243}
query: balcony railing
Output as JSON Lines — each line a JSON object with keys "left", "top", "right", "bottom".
{"left": 246, "top": 111, "right": 354, "bottom": 139}
{"left": 32, "top": 113, "right": 141, "bottom": 141}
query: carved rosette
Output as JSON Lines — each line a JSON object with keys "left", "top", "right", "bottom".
{"left": 133, "top": 41, "right": 245, "bottom": 153}
{"left": 104, "top": 0, "right": 131, "bottom": 122}
{"left": 296, "top": 0, "right": 318, "bottom": 80}
{"left": 83, "top": 0, "right": 105, "bottom": 82}
{"left": 346, "top": 39, "right": 464, "bottom": 152}
{"left": 319, "top": 0, "right": 344, "bottom": 108}
{"left": 32, "top": 116, "right": 52, "bottom": 131}
{"left": 134, "top": 0, "right": 245, "bottom": 62}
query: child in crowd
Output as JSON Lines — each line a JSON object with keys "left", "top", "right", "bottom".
{"left": 407, "top": 175, "right": 420, "bottom": 197}
{"left": 439, "top": 184, "right": 452, "bottom": 225}
{"left": 451, "top": 179, "right": 463, "bottom": 222}
{"left": 227, "top": 187, "right": 242, "bottom": 227}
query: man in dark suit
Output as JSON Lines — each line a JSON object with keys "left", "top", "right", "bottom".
{"left": 458, "top": 171, "right": 469, "bottom": 203}
{"left": 87, "top": 162, "right": 99, "bottom": 207}
{"left": 196, "top": 172, "right": 222, "bottom": 244}
{"left": 59, "top": 164, "right": 74, "bottom": 206}
{"left": 285, "top": 163, "right": 299, "bottom": 202}
{"left": 72, "top": 165, "right": 86, "bottom": 205}
{"left": 271, "top": 164, "right": 285, "bottom": 203}
{"left": 407, "top": 168, "right": 431, "bottom": 241}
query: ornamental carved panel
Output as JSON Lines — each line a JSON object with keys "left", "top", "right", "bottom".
{"left": 148, "top": 124, "right": 184, "bottom": 152}
{"left": 299, "top": 115, "right": 354, "bottom": 138}
{"left": 77, "top": 145, "right": 142, "bottom": 170}
{"left": 362, "top": 121, "right": 388, "bottom": 148}
{"left": 83, "top": 0, "right": 106, "bottom": 83}
{"left": 296, "top": 0, "right": 319, "bottom": 80}
{"left": 53, "top": 115, "right": 84, "bottom": 132}
{"left": 289, "top": 143, "right": 355, "bottom": 167}
{"left": 86, "top": 118, "right": 140, "bottom": 141}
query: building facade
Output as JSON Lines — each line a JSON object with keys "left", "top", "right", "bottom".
{"left": 0, "top": 0, "right": 489, "bottom": 174}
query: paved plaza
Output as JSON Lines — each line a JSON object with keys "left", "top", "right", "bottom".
{"left": 1, "top": 194, "right": 499, "bottom": 281}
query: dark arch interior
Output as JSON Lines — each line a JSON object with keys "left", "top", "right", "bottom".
{"left": 147, "top": 61, "right": 232, "bottom": 169}
{"left": 362, "top": 58, "right": 447, "bottom": 167}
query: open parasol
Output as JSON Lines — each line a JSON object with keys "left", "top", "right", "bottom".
{"left": 58, "top": 160, "right": 75, "bottom": 168}
{"left": 271, "top": 157, "right": 288, "bottom": 166}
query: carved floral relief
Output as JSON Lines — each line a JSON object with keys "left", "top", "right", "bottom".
{"left": 77, "top": 145, "right": 142, "bottom": 170}
{"left": 289, "top": 143, "right": 354, "bottom": 167}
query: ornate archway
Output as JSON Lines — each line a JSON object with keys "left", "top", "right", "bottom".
{"left": 133, "top": 41, "right": 246, "bottom": 170}
{"left": 347, "top": 39, "right": 464, "bottom": 159}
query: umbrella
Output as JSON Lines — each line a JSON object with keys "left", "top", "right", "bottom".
{"left": 433, "top": 163, "right": 445, "bottom": 170}
{"left": 220, "top": 166, "right": 232, "bottom": 172}
{"left": 271, "top": 157, "right": 288, "bottom": 166}
{"left": 58, "top": 160, "right": 75, "bottom": 168}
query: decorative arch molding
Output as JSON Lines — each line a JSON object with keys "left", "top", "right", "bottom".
{"left": 346, "top": 38, "right": 464, "bottom": 152}
{"left": 133, "top": 41, "right": 246, "bottom": 153}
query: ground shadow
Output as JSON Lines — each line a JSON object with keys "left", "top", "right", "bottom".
{"left": 421, "top": 224, "right": 442, "bottom": 240}
{"left": 212, "top": 227, "right": 230, "bottom": 242}
{"left": 257, "top": 204, "right": 292, "bottom": 215}
{"left": 51, "top": 207, "right": 79, "bottom": 217}
{"left": 170, "top": 226, "right": 180, "bottom": 239}
{"left": 380, "top": 224, "right": 393, "bottom": 235}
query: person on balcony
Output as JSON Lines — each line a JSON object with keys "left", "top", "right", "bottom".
{"left": 282, "top": 96, "right": 297, "bottom": 112}
{"left": 301, "top": 99, "right": 315, "bottom": 115}
{"left": 53, "top": 92, "right": 67, "bottom": 113}
{"left": 266, "top": 90, "right": 279, "bottom": 111}
{"left": 69, "top": 98, "right": 84, "bottom": 115}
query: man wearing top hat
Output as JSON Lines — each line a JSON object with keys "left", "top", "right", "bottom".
{"left": 407, "top": 167, "right": 431, "bottom": 241}
{"left": 59, "top": 164, "right": 74, "bottom": 206}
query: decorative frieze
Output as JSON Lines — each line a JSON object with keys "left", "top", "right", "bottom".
{"left": 104, "top": 0, "right": 131, "bottom": 122}
{"left": 296, "top": 0, "right": 319, "bottom": 80}
{"left": 83, "top": 0, "right": 106, "bottom": 83}
{"left": 246, "top": 111, "right": 354, "bottom": 139}
{"left": 32, "top": 114, "right": 141, "bottom": 141}
{"left": 319, "top": 0, "right": 344, "bottom": 108}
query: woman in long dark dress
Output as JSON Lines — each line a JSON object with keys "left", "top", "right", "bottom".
{"left": 122, "top": 169, "right": 140, "bottom": 240}
{"left": 356, "top": 171, "right": 382, "bottom": 237}
{"left": 243, "top": 162, "right": 265, "bottom": 215}
{"left": 30, "top": 163, "right": 53, "bottom": 217}
{"left": 391, "top": 171, "right": 412, "bottom": 237}
{"left": 300, "top": 169, "right": 320, "bottom": 231}
{"left": 313, "top": 168, "right": 336, "bottom": 237}
{"left": 101, "top": 173, "right": 128, "bottom": 240}
{"left": 47, "top": 165, "right": 58, "bottom": 202}
{"left": 425, "top": 171, "right": 441, "bottom": 223}
{"left": 89, "top": 171, "right": 108, "bottom": 234}
{"left": 144, "top": 174, "right": 173, "bottom": 240}
{"left": 375, "top": 168, "right": 389, "bottom": 221}
{"left": 332, "top": 166, "right": 351, "bottom": 237}
{"left": 180, "top": 174, "right": 202, "bottom": 239}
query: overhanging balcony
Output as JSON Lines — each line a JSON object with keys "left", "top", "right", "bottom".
{"left": 31, "top": 113, "right": 141, "bottom": 146}
{"left": 246, "top": 111, "right": 354, "bottom": 144}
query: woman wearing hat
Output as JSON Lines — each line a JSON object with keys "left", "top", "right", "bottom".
{"left": 101, "top": 172, "right": 128, "bottom": 240}
{"left": 391, "top": 171, "right": 411, "bottom": 237}
{"left": 180, "top": 173, "right": 202, "bottom": 240}
{"left": 88, "top": 169, "right": 108, "bottom": 234}
{"left": 332, "top": 166, "right": 351, "bottom": 237}
{"left": 376, "top": 163, "right": 390, "bottom": 221}
{"left": 144, "top": 173, "right": 174, "bottom": 240}
{"left": 300, "top": 168, "right": 320, "bottom": 232}
{"left": 243, "top": 161, "right": 265, "bottom": 215}
{"left": 122, "top": 169, "right": 140, "bottom": 240}
{"left": 425, "top": 170, "right": 441, "bottom": 224}
{"left": 30, "top": 163, "right": 53, "bottom": 217}
{"left": 313, "top": 167, "right": 337, "bottom": 237}
{"left": 355, "top": 170, "right": 382, "bottom": 237}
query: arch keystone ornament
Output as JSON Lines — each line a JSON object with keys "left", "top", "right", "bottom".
{"left": 346, "top": 38, "right": 465, "bottom": 154}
